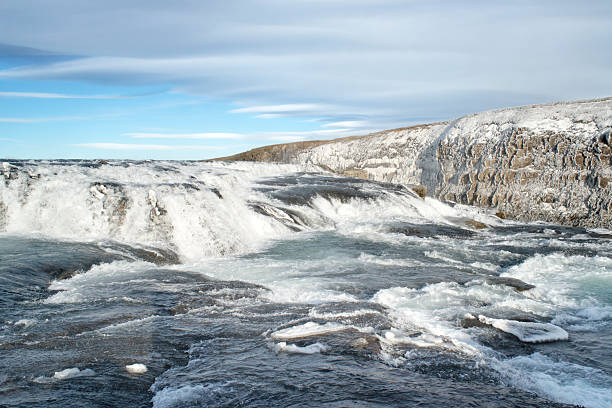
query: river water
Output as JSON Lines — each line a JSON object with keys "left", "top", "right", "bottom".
{"left": 1, "top": 160, "right": 610, "bottom": 407}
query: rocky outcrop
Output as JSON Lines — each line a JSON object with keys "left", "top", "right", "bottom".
{"left": 218, "top": 97, "right": 612, "bottom": 229}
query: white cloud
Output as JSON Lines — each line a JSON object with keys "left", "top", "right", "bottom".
{"left": 264, "top": 135, "right": 309, "bottom": 142}
{"left": 0, "top": 118, "right": 38, "bottom": 123}
{"left": 0, "top": 91, "right": 124, "bottom": 99}
{"left": 256, "top": 128, "right": 374, "bottom": 141}
{"left": 322, "top": 121, "right": 368, "bottom": 128}
{"left": 74, "top": 143, "right": 221, "bottom": 151}
{"left": 230, "top": 104, "right": 330, "bottom": 114}
{"left": 0, "top": 114, "right": 122, "bottom": 123}
{"left": 126, "top": 132, "right": 245, "bottom": 140}
{"left": 0, "top": 1, "right": 610, "bottom": 128}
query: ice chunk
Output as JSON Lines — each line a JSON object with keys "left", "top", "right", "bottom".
{"left": 125, "top": 363, "right": 148, "bottom": 374}
{"left": 270, "top": 321, "right": 347, "bottom": 340}
{"left": 273, "top": 342, "right": 329, "bottom": 354}
{"left": 53, "top": 367, "right": 95, "bottom": 380}
{"left": 478, "top": 315, "right": 568, "bottom": 343}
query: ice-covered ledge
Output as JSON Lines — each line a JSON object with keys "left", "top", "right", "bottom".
{"left": 217, "top": 97, "right": 612, "bottom": 229}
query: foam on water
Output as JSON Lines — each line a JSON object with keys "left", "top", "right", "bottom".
{"left": 272, "top": 342, "right": 329, "bottom": 354}
{"left": 0, "top": 161, "right": 315, "bottom": 261}
{"left": 3, "top": 160, "right": 611, "bottom": 408}
{"left": 494, "top": 353, "right": 612, "bottom": 408}
{"left": 45, "top": 260, "right": 158, "bottom": 304}
{"left": 370, "top": 251, "right": 612, "bottom": 408}
{"left": 13, "top": 319, "right": 37, "bottom": 328}
{"left": 372, "top": 285, "right": 482, "bottom": 355}
{"left": 1, "top": 160, "right": 497, "bottom": 264}
{"left": 502, "top": 253, "right": 612, "bottom": 302}
{"left": 308, "top": 308, "right": 382, "bottom": 320}
{"left": 151, "top": 384, "right": 224, "bottom": 408}
{"left": 34, "top": 367, "right": 96, "bottom": 383}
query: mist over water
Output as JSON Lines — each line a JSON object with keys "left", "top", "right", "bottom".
{"left": 1, "top": 160, "right": 611, "bottom": 408}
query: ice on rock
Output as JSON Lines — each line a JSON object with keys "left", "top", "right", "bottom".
{"left": 478, "top": 315, "right": 568, "bottom": 343}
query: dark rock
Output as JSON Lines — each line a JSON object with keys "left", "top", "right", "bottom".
{"left": 412, "top": 185, "right": 427, "bottom": 199}
{"left": 484, "top": 276, "right": 535, "bottom": 292}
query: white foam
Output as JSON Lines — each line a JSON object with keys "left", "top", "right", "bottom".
{"left": 269, "top": 322, "right": 348, "bottom": 340}
{"left": 152, "top": 384, "right": 207, "bottom": 408}
{"left": 494, "top": 353, "right": 612, "bottom": 408}
{"left": 499, "top": 253, "right": 612, "bottom": 323}
{"left": 263, "top": 284, "right": 358, "bottom": 305}
{"left": 0, "top": 161, "right": 318, "bottom": 261}
{"left": 125, "top": 363, "right": 148, "bottom": 374}
{"left": 14, "top": 319, "right": 37, "bottom": 328}
{"left": 502, "top": 253, "right": 612, "bottom": 302}
{"left": 478, "top": 315, "right": 568, "bottom": 343}
{"left": 469, "top": 261, "right": 498, "bottom": 272}
{"left": 358, "top": 252, "right": 427, "bottom": 268}
{"left": 44, "top": 260, "right": 157, "bottom": 304}
{"left": 424, "top": 250, "right": 462, "bottom": 264}
{"left": 273, "top": 341, "right": 329, "bottom": 354}
{"left": 372, "top": 286, "right": 481, "bottom": 355}
{"left": 308, "top": 308, "right": 381, "bottom": 319}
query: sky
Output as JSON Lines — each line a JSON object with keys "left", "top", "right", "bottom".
{"left": 1, "top": 0, "right": 611, "bottom": 160}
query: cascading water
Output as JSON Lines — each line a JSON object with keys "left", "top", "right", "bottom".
{"left": 1, "top": 160, "right": 610, "bottom": 408}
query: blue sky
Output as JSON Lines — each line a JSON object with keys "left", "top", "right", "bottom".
{"left": 1, "top": 0, "right": 611, "bottom": 160}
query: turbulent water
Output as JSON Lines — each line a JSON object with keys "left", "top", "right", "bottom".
{"left": 1, "top": 160, "right": 611, "bottom": 408}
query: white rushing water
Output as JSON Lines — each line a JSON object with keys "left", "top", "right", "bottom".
{"left": 1, "top": 159, "right": 611, "bottom": 408}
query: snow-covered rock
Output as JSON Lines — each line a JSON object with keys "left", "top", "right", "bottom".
{"left": 222, "top": 97, "right": 612, "bottom": 228}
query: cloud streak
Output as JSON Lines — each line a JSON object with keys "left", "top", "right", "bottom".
{"left": 0, "top": 118, "right": 39, "bottom": 123}
{"left": 0, "top": 1, "right": 611, "bottom": 135}
{"left": 126, "top": 132, "right": 245, "bottom": 140}
{"left": 0, "top": 91, "right": 127, "bottom": 99}
{"left": 0, "top": 113, "right": 123, "bottom": 123}
{"left": 74, "top": 143, "right": 222, "bottom": 151}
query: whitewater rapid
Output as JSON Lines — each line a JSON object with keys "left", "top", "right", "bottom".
{"left": 1, "top": 160, "right": 611, "bottom": 408}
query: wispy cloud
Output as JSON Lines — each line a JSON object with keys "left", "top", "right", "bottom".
{"left": 0, "top": 137, "right": 17, "bottom": 142}
{"left": 0, "top": 1, "right": 610, "bottom": 134}
{"left": 0, "top": 113, "right": 122, "bottom": 123}
{"left": 256, "top": 127, "right": 373, "bottom": 142}
{"left": 230, "top": 104, "right": 329, "bottom": 115}
{"left": 126, "top": 132, "right": 245, "bottom": 140}
{"left": 322, "top": 121, "right": 368, "bottom": 128}
{"left": 74, "top": 143, "right": 222, "bottom": 151}
{"left": 0, "top": 118, "right": 39, "bottom": 123}
{"left": 0, "top": 91, "right": 127, "bottom": 99}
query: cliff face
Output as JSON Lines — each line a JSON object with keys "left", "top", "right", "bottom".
{"left": 219, "top": 97, "right": 612, "bottom": 229}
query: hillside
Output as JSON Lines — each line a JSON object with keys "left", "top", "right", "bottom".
{"left": 217, "top": 97, "right": 612, "bottom": 228}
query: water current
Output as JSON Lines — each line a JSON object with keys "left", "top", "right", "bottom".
{"left": 0, "top": 160, "right": 610, "bottom": 407}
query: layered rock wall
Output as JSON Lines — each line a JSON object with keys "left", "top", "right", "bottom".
{"left": 219, "top": 98, "right": 612, "bottom": 228}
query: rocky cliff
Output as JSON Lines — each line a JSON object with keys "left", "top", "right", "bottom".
{"left": 218, "top": 97, "right": 612, "bottom": 229}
